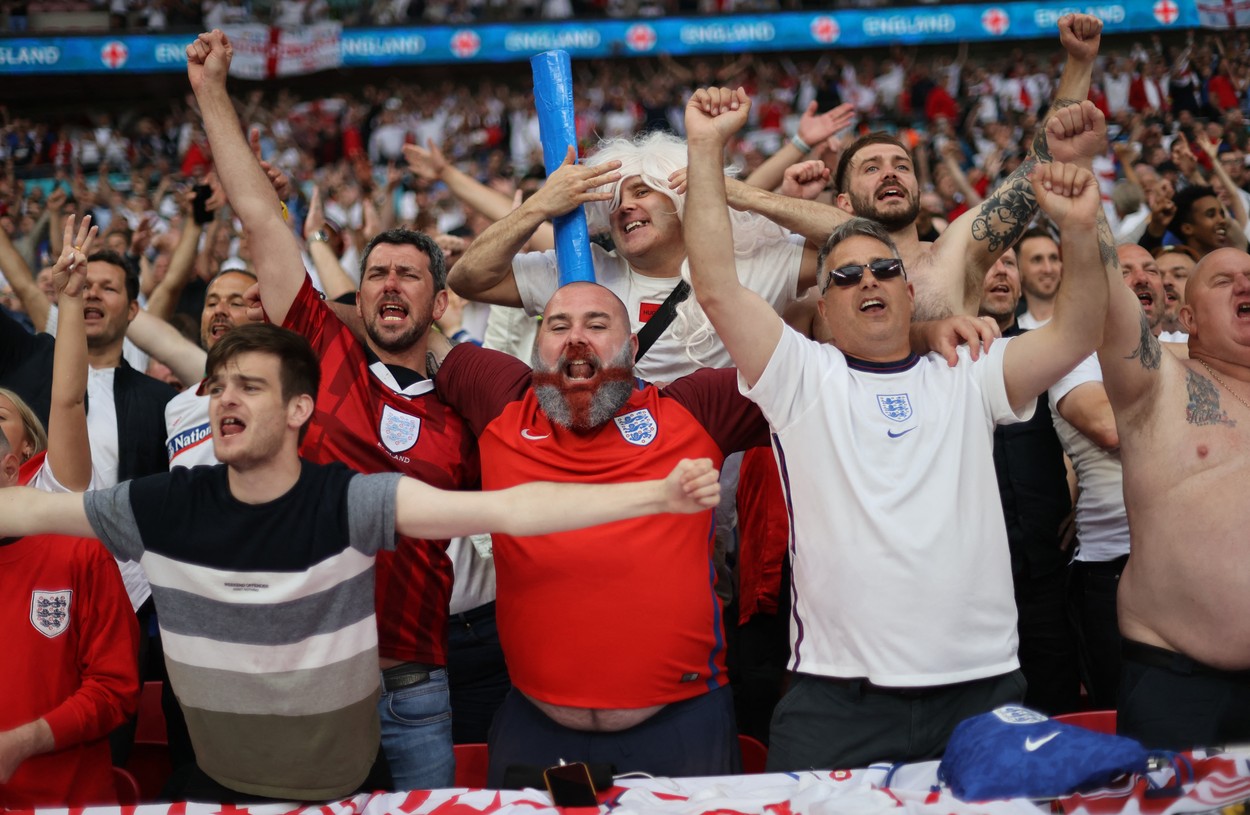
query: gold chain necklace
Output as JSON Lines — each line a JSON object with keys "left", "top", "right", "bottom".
{"left": 1199, "top": 359, "right": 1250, "bottom": 413}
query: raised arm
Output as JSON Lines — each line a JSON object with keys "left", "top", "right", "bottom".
{"left": 403, "top": 139, "right": 556, "bottom": 249}
{"left": 46, "top": 216, "right": 97, "bottom": 492}
{"left": 449, "top": 147, "right": 620, "bottom": 307}
{"left": 743, "top": 101, "right": 854, "bottom": 192}
{"left": 186, "top": 30, "right": 304, "bottom": 326}
{"left": 126, "top": 310, "right": 207, "bottom": 386}
{"left": 1002, "top": 104, "right": 1110, "bottom": 412}
{"left": 932, "top": 14, "right": 1103, "bottom": 311}
{"left": 303, "top": 186, "right": 357, "bottom": 301}
{"left": 0, "top": 208, "right": 50, "bottom": 332}
{"left": 145, "top": 190, "right": 206, "bottom": 321}
{"left": 395, "top": 457, "right": 720, "bottom": 540}
{"left": 0, "top": 487, "right": 93, "bottom": 538}
{"left": 685, "top": 87, "right": 786, "bottom": 387}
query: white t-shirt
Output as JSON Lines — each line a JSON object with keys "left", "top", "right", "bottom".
{"left": 84, "top": 366, "right": 150, "bottom": 610}
{"left": 1017, "top": 311, "right": 1051, "bottom": 330}
{"left": 1048, "top": 353, "right": 1129, "bottom": 563}
{"left": 165, "top": 386, "right": 217, "bottom": 469}
{"left": 1159, "top": 330, "right": 1189, "bottom": 343}
{"left": 743, "top": 328, "right": 1030, "bottom": 686}
{"left": 514, "top": 238, "right": 804, "bottom": 383}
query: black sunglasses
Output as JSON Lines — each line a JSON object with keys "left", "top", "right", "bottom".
{"left": 823, "top": 257, "right": 906, "bottom": 293}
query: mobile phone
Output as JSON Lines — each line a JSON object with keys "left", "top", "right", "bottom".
{"left": 192, "top": 184, "right": 213, "bottom": 225}
{"left": 543, "top": 762, "right": 598, "bottom": 807}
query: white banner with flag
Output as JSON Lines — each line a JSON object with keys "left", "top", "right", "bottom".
{"left": 221, "top": 22, "right": 342, "bottom": 80}
{"left": 1197, "top": 0, "right": 1250, "bottom": 28}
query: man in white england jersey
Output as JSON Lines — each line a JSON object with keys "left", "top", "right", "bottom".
{"left": 684, "top": 88, "right": 1115, "bottom": 770}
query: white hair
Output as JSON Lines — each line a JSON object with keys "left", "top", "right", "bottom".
{"left": 584, "top": 131, "right": 791, "bottom": 370}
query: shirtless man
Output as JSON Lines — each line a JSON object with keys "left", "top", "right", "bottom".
{"left": 1101, "top": 245, "right": 1250, "bottom": 748}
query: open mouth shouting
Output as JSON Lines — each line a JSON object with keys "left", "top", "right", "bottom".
{"left": 83, "top": 304, "right": 105, "bottom": 322}
{"left": 208, "top": 317, "right": 233, "bottom": 340}
{"left": 859, "top": 297, "right": 886, "bottom": 313}
{"left": 1135, "top": 287, "right": 1155, "bottom": 315}
{"left": 378, "top": 298, "right": 410, "bottom": 323}
{"left": 218, "top": 416, "right": 246, "bottom": 437}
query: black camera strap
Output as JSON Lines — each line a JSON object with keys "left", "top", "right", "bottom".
{"left": 634, "top": 279, "right": 691, "bottom": 363}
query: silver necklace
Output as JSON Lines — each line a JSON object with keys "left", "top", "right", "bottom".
{"left": 1199, "top": 359, "right": 1250, "bottom": 413}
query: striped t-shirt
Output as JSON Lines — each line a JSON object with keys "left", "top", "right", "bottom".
{"left": 84, "top": 461, "right": 402, "bottom": 801}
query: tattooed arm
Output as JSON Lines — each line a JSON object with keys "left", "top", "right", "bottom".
{"left": 928, "top": 15, "right": 1102, "bottom": 315}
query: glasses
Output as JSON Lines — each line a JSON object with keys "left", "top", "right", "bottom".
{"left": 823, "top": 257, "right": 906, "bottom": 293}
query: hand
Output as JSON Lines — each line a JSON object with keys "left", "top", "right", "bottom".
{"left": 433, "top": 233, "right": 469, "bottom": 257}
{"left": 52, "top": 215, "right": 97, "bottom": 301}
{"left": 1148, "top": 188, "right": 1176, "bottom": 232}
{"left": 402, "top": 139, "right": 449, "bottom": 181}
{"left": 663, "top": 458, "right": 721, "bottom": 514}
{"left": 385, "top": 160, "right": 403, "bottom": 191}
{"left": 779, "top": 160, "right": 830, "bottom": 201}
{"left": 203, "top": 169, "right": 228, "bottom": 212}
{"left": 242, "top": 281, "right": 267, "bottom": 324}
{"left": 912, "top": 315, "right": 1000, "bottom": 367}
{"left": 185, "top": 29, "right": 233, "bottom": 95}
{"left": 684, "top": 86, "right": 751, "bottom": 145}
{"left": 796, "top": 101, "right": 855, "bottom": 147}
{"left": 1058, "top": 13, "right": 1102, "bottom": 63}
{"left": 1046, "top": 100, "right": 1107, "bottom": 166}
{"left": 1172, "top": 133, "right": 1199, "bottom": 177}
{"left": 130, "top": 215, "right": 153, "bottom": 256}
{"left": 46, "top": 185, "right": 67, "bottom": 212}
{"left": 527, "top": 146, "right": 620, "bottom": 220}
{"left": 667, "top": 167, "right": 688, "bottom": 196}
{"left": 250, "top": 127, "right": 291, "bottom": 200}
{"left": 1031, "top": 161, "right": 1101, "bottom": 228}
{"left": 303, "top": 186, "right": 326, "bottom": 240}
{"left": 1194, "top": 129, "right": 1220, "bottom": 161}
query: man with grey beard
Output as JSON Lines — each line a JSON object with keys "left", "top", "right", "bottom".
{"left": 432, "top": 280, "right": 769, "bottom": 785}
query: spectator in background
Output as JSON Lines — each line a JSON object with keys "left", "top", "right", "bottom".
{"left": 1016, "top": 228, "right": 1062, "bottom": 329}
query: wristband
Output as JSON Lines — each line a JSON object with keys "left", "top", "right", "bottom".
{"left": 279, "top": 201, "right": 289, "bottom": 222}
{"left": 791, "top": 134, "right": 813, "bottom": 154}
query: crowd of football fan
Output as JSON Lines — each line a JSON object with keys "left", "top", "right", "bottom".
{"left": 4, "top": 15, "right": 1250, "bottom": 809}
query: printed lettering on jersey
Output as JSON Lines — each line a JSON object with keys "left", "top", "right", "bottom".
{"left": 380, "top": 404, "right": 422, "bottom": 453}
{"left": 877, "top": 393, "right": 913, "bottom": 423}
{"left": 31, "top": 589, "right": 72, "bottom": 638}
{"left": 639, "top": 301, "right": 661, "bottom": 323}
{"left": 167, "top": 422, "right": 212, "bottom": 461}
{"left": 614, "top": 408, "right": 657, "bottom": 446}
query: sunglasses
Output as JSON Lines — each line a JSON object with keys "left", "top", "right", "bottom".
{"left": 823, "top": 257, "right": 906, "bottom": 293}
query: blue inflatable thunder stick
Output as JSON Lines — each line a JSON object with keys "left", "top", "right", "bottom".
{"left": 531, "top": 49, "right": 595, "bottom": 285}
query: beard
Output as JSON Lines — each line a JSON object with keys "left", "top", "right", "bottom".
{"left": 848, "top": 179, "right": 921, "bottom": 232}
{"left": 364, "top": 296, "right": 433, "bottom": 354}
{"left": 531, "top": 340, "right": 636, "bottom": 433}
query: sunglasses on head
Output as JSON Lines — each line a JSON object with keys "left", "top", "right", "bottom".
{"left": 823, "top": 257, "right": 906, "bottom": 293}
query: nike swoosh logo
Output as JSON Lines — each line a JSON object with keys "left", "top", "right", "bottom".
{"left": 1024, "top": 732, "right": 1060, "bottom": 751}
{"left": 887, "top": 427, "right": 916, "bottom": 438}
{"left": 520, "top": 429, "right": 549, "bottom": 441}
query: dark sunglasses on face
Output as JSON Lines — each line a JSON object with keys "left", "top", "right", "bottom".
{"left": 823, "top": 257, "right": 906, "bottom": 293}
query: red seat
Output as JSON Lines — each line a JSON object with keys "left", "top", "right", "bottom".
{"left": 1054, "top": 709, "right": 1117, "bottom": 735}
{"left": 738, "top": 734, "right": 768, "bottom": 774}
{"left": 135, "top": 680, "right": 168, "bottom": 745}
{"left": 113, "top": 766, "right": 141, "bottom": 805}
{"left": 125, "top": 743, "right": 173, "bottom": 802}
{"left": 454, "top": 743, "right": 490, "bottom": 788}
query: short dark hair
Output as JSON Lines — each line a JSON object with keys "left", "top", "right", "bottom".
{"left": 1169, "top": 184, "right": 1218, "bottom": 231}
{"left": 816, "top": 217, "right": 903, "bottom": 292}
{"left": 87, "top": 250, "right": 140, "bottom": 302}
{"left": 205, "top": 324, "right": 320, "bottom": 439}
{"left": 1015, "top": 226, "right": 1058, "bottom": 252}
{"left": 358, "top": 228, "right": 447, "bottom": 291}
{"left": 834, "top": 132, "right": 911, "bottom": 196}
{"left": 207, "top": 267, "right": 258, "bottom": 289}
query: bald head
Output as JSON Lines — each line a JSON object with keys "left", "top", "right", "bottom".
{"left": 1186, "top": 247, "right": 1250, "bottom": 299}
{"left": 543, "top": 281, "right": 631, "bottom": 327}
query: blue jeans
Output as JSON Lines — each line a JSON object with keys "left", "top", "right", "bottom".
{"left": 378, "top": 668, "right": 455, "bottom": 790}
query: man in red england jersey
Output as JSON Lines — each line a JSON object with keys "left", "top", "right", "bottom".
{"left": 189, "top": 30, "right": 479, "bottom": 787}
{"left": 432, "top": 280, "right": 769, "bottom": 784}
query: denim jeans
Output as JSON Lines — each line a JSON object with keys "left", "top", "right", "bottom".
{"left": 378, "top": 667, "right": 455, "bottom": 790}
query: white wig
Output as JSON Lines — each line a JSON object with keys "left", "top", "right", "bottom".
{"left": 583, "top": 130, "right": 792, "bottom": 370}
